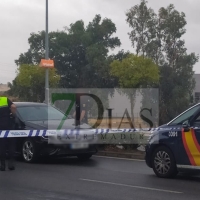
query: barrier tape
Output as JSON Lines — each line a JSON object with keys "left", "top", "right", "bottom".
{"left": 0, "top": 127, "right": 181, "bottom": 138}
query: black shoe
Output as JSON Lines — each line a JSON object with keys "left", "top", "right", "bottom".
{"left": 0, "top": 160, "right": 6, "bottom": 171}
{"left": 8, "top": 166, "right": 15, "bottom": 171}
{"left": 8, "top": 159, "right": 15, "bottom": 171}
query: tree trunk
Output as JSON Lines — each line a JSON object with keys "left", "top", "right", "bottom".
{"left": 130, "top": 93, "right": 135, "bottom": 128}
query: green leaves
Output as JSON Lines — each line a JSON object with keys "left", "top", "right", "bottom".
{"left": 126, "top": 0, "right": 157, "bottom": 55}
{"left": 15, "top": 14, "right": 121, "bottom": 89}
{"left": 126, "top": 1, "right": 199, "bottom": 124}
{"left": 110, "top": 54, "right": 160, "bottom": 88}
{"left": 9, "top": 65, "right": 60, "bottom": 102}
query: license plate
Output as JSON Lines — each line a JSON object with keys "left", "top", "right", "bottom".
{"left": 70, "top": 143, "right": 89, "bottom": 149}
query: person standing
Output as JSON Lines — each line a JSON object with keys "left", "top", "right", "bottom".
{"left": 0, "top": 96, "right": 16, "bottom": 171}
{"left": 73, "top": 93, "right": 88, "bottom": 125}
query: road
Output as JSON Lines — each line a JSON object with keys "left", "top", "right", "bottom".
{"left": 0, "top": 155, "right": 200, "bottom": 200}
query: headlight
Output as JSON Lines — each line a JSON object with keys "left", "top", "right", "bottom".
{"left": 147, "top": 134, "right": 153, "bottom": 142}
{"left": 147, "top": 130, "right": 159, "bottom": 142}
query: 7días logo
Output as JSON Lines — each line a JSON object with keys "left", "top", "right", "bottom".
{"left": 51, "top": 92, "right": 154, "bottom": 130}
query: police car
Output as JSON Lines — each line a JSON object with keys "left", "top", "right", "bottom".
{"left": 145, "top": 103, "right": 200, "bottom": 178}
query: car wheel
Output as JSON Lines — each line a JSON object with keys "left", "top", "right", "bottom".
{"left": 77, "top": 154, "right": 93, "bottom": 161}
{"left": 152, "top": 146, "right": 178, "bottom": 178}
{"left": 22, "top": 139, "right": 39, "bottom": 163}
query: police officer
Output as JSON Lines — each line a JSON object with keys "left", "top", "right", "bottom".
{"left": 73, "top": 93, "right": 88, "bottom": 125}
{"left": 0, "top": 96, "right": 16, "bottom": 171}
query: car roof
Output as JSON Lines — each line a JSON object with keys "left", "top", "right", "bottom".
{"left": 13, "top": 102, "right": 47, "bottom": 107}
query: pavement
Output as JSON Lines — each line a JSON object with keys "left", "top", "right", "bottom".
{"left": 96, "top": 145, "right": 146, "bottom": 160}
{"left": 0, "top": 156, "right": 200, "bottom": 200}
{"left": 96, "top": 149, "right": 145, "bottom": 160}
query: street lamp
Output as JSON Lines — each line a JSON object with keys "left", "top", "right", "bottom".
{"left": 45, "top": 0, "right": 49, "bottom": 104}
{"left": 40, "top": 0, "right": 54, "bottom": 103}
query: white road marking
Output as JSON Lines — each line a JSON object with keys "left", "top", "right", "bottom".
{"left": 80, "top": 178, "right": 183, "bottom": 194}
{"left": 94, "top": 155, "right": 145, "bottom": 162}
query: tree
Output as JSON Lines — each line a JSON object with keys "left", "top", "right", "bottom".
{"left": 15, "top": 15, "right": 121, "bottom": 89}
{"left": 110, "top": 54, "right": 159, "bottom": 126}
{"left": 126, "top": 0, "right": 158, "bottom": 57}
{"left": 126, "top": 1, "right": 199, "bottom": 124}
{"left": 8, "top": 65, "right": 60, "bottom": 102}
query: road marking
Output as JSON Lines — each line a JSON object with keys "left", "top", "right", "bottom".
{"left": 80, "top": 178, "right": 183, "bottom": 194}
{"left": 94, "top": 155, "right": 145, "bottom": 162}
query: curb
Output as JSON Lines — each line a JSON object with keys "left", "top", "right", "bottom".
{"left": 96, "top": 151, "right": 145, "bottom": 160}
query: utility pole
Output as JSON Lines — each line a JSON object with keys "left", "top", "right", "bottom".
{"left": 45, "top": 0, "right": 49, "bottom": 104}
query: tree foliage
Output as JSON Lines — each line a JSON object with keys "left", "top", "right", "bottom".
{"left": 126, "top": 0, "right": 199, "bottom": 124}
{"left": 110, "top": 54, "right": 159, "bottom": 88}
{"left": 16, "top": 15, "right": 121, "bottom": 89}
{"left": 110, "top": 54, "right": 159, "bottom": 125}
{"left": 8, "top": 65, "right": 60, "bottom": 102}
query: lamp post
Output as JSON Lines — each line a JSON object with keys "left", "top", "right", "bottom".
{"left": 45, "top": 0, "right": 49, "bottom": 104}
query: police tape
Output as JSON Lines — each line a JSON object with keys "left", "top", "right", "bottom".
{"left": 0, "top": 128, "right": 148, "bottom": 138}
{"left": 0, "top": 127, "right": 181, "bottom": 138}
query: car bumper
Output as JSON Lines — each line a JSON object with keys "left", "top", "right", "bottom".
{"left": 38, "top": 141, "right": 98, "bottom": 156}
{"left": 145, "top": 143, "right": 153, "bottom": 168}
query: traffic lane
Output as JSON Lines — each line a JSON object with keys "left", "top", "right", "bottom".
{"left": 0, "top": 161, "right": 183, "bottom": 200}
{"left": 96, "top": 156, "right": 200, "bottom": 195}
{"left": 0, "top": 157, "right": 196, "bottom": 199}
{"left": 79, "top": 156, "right": 200, "bottom": 197}
{"left": 0, "top": 156, "right": 199, "bottom": 200}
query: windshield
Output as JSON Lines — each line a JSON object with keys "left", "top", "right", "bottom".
{"left": 17, "top": 105, "right": 71, "bottom": 121}
{"left": 168, "top": 104, "right": 200, "bottom": 126}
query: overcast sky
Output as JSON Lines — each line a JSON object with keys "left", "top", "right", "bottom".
{"left": 0, "top": 0, "right": 199, "bottom": 84}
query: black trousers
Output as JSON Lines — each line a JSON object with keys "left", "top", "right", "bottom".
{"left": 0, "top": 138, "right": 16, "bottom": 161}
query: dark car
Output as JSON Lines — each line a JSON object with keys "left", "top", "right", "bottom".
{"left": 12, "top": 102, "right": 97, "bottom": 163}
{"left": 145, "top": 103, "right": 200, "bottom": 178}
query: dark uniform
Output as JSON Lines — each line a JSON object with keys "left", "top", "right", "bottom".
{"left": 74, "top": 94, "right": 88, "bottom": 125}
{"left": 0, "top": 97, "right": 16, "bottom": 171}
{"left": 80, "top": 98, "right": 88, "bottom": 124}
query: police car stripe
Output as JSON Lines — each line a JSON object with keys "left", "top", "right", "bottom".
{"left": 182, "top": 129, "right": 196, "bottom": 165}
{"left": 191, "top": 129, "right": 200, "bottom": 153}
{"left": 182, "top": 129, "right": 200, "bottom": 166}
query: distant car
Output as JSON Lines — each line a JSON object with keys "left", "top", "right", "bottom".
{"left": 12, "top": 102, "right": 97, "bottom": 163}
{"left": 145, "top": 103, "right": 200, "bottom": 178}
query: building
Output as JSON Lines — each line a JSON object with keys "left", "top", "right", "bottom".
{"left": 0, "top": 84, "right": 9, "bottom": 92}
{"left": 193, "top": 74, "right": 200, "bottom": 103}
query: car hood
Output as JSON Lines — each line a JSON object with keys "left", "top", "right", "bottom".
{"left": 24, "top": 119, "right": 91, "bottom": 130}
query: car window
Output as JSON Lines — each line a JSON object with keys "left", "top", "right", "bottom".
{"left": 17, "top": 106, "right": 71, "bottom": 121}
{"left": 168, "top": 105, "right": 200, "bottom": 126}
{"left": 192, "top": 113, "right": 200, "bottom": 127}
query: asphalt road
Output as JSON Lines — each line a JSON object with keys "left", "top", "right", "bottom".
{"left": 0, "top": 156, "right": 200, "bottom": 200}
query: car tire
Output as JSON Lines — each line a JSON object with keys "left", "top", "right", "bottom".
{"left": 152, "top": 146, "right": 178, "bottom": 178}
{"left": 77, "top": 154, "right": 93, "bottom": 161}
{"left": 22, "top": 139, "right": 39, "bottom": 163}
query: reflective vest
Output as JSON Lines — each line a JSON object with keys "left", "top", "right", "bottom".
{"left": 0, "top": 97, "right": 10, "bottom": 128}
{"left": 0, "top": 97, "right": 8, "bottom": 108}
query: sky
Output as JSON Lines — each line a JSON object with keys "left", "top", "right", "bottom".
{"left": 0, "top": 0, "right": 199, "bottom": 84}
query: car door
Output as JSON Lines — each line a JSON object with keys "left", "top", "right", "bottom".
{"left": 181, "top": 111, "right": 200, "bottom": 167}
{"left": 166, "top": 104, "right": 200, "bottom": 166}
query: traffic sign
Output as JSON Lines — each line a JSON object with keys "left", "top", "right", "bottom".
{"left": 39, "top": 59, "right": 54, "bottom": 68}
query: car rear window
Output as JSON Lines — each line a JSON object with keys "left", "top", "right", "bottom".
{"left": 17, "top": 106, "right": 70, "bottom": 121}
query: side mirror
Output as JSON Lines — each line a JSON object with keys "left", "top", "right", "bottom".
{"left": 182, "top": 121, "right": 190, "bottom": 132}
